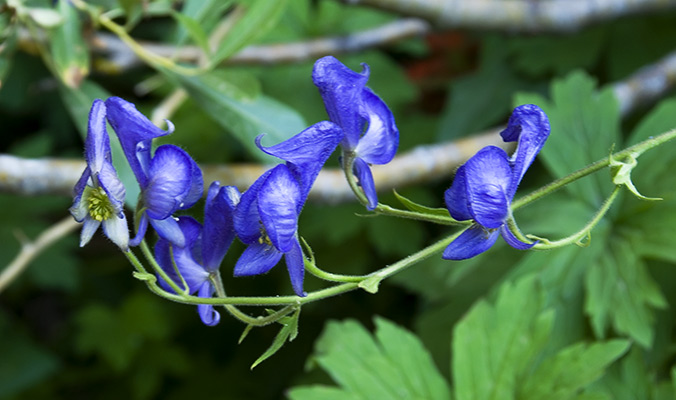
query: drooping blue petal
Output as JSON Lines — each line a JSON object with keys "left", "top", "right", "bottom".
{"left": 258, "top": 165, "right": 301, "bottom": 253}
{"left": 444, "top": 166, "right": 472, "bottom": 221}
{"left": 197, "top": 282, "right": 220, "bottom": 326}
{"left": 84, "top": 99, "right": 109, "bottom": 174}
{"left": 234, "top": 169, "right": 272, "bottom": 244}
{"left": 154, "top": 218, "right": 208, "bottom": 293}
{"left": 79, "top": 218, "right": 101, "bottom": 247}
{"left": 464, "top": 146, "right": 512, "bottom": 229}
{"left": 500, "top": 104, "right": 550, "bottom": 195}
{"left": 70, "top": 167, "right": 91, "bottom": 222}
{"left": 129, "top": 212, "right": 148, "bottom": 247}
{"left": 284, "top": 238, "right": 306, "bottom": 297}
{"left": 353, "top": 157, "right": 378, "bottom": 211}
{"left": 500, "top": 224, "right": 537, "bottom": 250}
{"left": 105, "top": 97, "right": 174, "bottom": 186}
{"left": 149, "top": 216, "right": 185, "bottom": 248}
{"left": 144, "top": 145, "right": 192, "bottom": 220}
{"left": 256, "top": 121, "right": 343, "bottom": 200}
{"left": 354, "top": 88, "right": 399, "bottom": 165}
{"left": 442, "top": 225, "right": 500, "bottom": 260}
{"left": 101, "top": 214, "right": 129, "bottom": 251}
{"left": 202, "top": 182, "right": 238, "bottom": 272}
{"left": 312, "top": 56, "right": 369, "bottom": 150}
{"left": 233, "top": 242, "right": 284, "bottom": 276}
{"left": 178, "top": 152, "right": 204, "bottom": 211}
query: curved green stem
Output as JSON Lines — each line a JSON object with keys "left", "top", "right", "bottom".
{"left": 374, "top": 203, "right": 468, "bottom": 226}
{"left": 304, "top": 257, "right": 365, "bottom": 283}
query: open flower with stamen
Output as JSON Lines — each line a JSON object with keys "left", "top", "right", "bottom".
{"left": 105, "top": 97, "right": 203, "bottom": 247}
{"left": 155, "top": 182, "right": 240, "bottom": 326}
{"left": 313, "top": 56, "right": 399, "bottom": 210}
{"left": 70, "top": 99, "right": 129, "bottom": 250}
{"left": 443, "top": 104, "right": 550, "bottom": 260}
{"left": 233, "top": 121, "right": 343, "bottom": 297}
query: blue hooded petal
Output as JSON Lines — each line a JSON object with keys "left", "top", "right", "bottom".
{"left": 234, "top": 169, "right": 272, "bottom": 244}
{"left": 258, "top": 165, "right": 301, "bottom": 253}
{"left": 464, "top": 146, "right": 512, "bottom": 229}
{"left": 178, "top": 151, "right": 204, "bottom": 211}
{"left": 97, "top": 162, "right": 126, "bottom": 215}
{"left": 444, "top": 165, "right": 472, "bottom": 221}
{"left": 256, "top": 121, "right": 343, "bottom": 200}
{"left": 353, "top": 157, "right": 378, "bottom": 211}
{"left": 500, "top": 104, "right": 550, "bottom": 195}
{"left": 85, "top": 99, "right": 110, "bottom": 174}
{"left": 144, "top": 145, "right": 192, "bottom": 220}
{"left": 202, "top": 182, "right": 238, "bottom": 272}
{"left": 149, "top": 216, "right": 185, "bottom": 248}
{"left": 197, "top": 282, "right": 220, "bottom": 326}
{"left": 284, "top": 238, "right": 306, "bottom": 297}
{"left": 500, "top": 224, "right": 537, "bottom": 250}
{"left": 442, "top": 225, "right": 500, "bottom": 260}
{"left": 233, "top": 242, "right": 284, "bottom": 276}
{"left": 105, "top": 97, "right": 174, "bottom": 186}
{"left": 312, "top": 56, "right": 369, "bottom": 150}
{"left": 354, "top": 88, "right": 399, "bottom": 165}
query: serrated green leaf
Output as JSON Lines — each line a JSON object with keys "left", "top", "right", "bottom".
{"left": 393, "top": 190, "right": 450, "bottom": 218}
{"left": 453, "top": 275, "right": 554, "bottom": 400}
{"left": 291, "top": 317, "right": 451, "bottom": 399}
{"left": 288, "top": 386, "right": 361, "bottom": 400}
{"left": 50, "top": 0, "right": 89, "bottom": 88}
{"left": 210, "top": 0, "right": 289, "bottom": 67}
{"left": 585, "top": 240, "right": 667, "bottom": 348}
{"left": 519, "top": 340, "right": 630, "bottom": 400}
{"left": 515, "top": 71, "right": 620, "bottom": 207}
{"left": 171, "top": 69, "right": 306, "bottom": 162}
{"left": 171, "top": 11, "right": 210, "bottom": 56}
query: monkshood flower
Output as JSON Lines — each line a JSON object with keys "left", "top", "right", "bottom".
{"left": 313, "top": 56, "right": 399, "bottom": 210}
{"left": 155, "top": 182, "right": 240, "bottom": 326}
{"left": 70, "top": 99, "right": 129, "bottom": 250}
{"left": 233, "top": 121, "right": 343, "bottom": 297}
{"left": 105, "top": 97, "right": 203, "bottom": 248}
{"left": 443, "top": 104, "right": 550, "bottom": 260}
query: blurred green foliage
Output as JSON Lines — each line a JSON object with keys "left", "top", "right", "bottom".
{"left": 2, "top": 0, "right": 676, "bottom": 399}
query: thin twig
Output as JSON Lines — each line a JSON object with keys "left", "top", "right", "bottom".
{"left": 0, "top": 216, "right": 80, "bottom": 293}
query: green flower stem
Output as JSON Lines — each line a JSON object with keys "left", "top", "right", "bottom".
{"left": 342, "top": 152, "right": 371, "bottom": 207}
{"left": 512, "top": 128, "right": 676, "bottom": 211}
{"left": 139, "top": 239, "right": 187, "bottom": 296}
{"left": 531, "top": 186, "right": 621, "bottom": 249}
{"left": 304, "top": 257, "right": 365, "bottom": 283}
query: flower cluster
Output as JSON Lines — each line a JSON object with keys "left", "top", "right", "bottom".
{"left": 443, "top": 104, "right": 550, "bottom": 260}
{"left": 70, "top": 56, "right": 400, "bottom": 325}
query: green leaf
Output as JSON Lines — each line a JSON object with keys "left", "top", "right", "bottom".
{"left": 50, "top": 0, "right": 89, "bottom": 88}
{"left": 171, "top": 11, "right": 210, "bottom": 56}
{"left": 210, "top": 0, "right": 290, "bottom": 66}
{"left": 519, "top": 340, "right": 630, "bottom": 400}
{"left": 393, "top": 190, "right": 450, "bottom": 218}
{"left": 251, "top": 308, "right": 300, "bottom": 369}
{"left": 58, "top": 80, "right": 139, "bottom": 206}
{"left": 172, "top": 69, "right": 307, "bottom": 161}
{"left": 173, "top": 0, "right": 234, "bottom": 46}
{"left": 453, "top": 275, "right": 554, "bottom": 400}
{"left": 289, "top": 317, "right": 451, "bottom": 400}
{"left": 515, "top": 71, "right": 621, "bottom": 207}
{"left": 26, "top": 7, "right": 63, "bottom": 28}
{"left": 585, "top": 240, "right": 667, "bottom": 348}
{"left": 0, "top": 23, "right": 17, "bottom": 88}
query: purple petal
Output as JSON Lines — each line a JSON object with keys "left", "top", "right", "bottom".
{"left": 178, "top": 152, "right": 204, "bottom": 210}
{"left": 442, "top": 225, "right": 500, "bottom": 260}
{"left": 85, "top": 99, "right": 110, "bottom": 174}
{"left": 197, "top": 282, "right": 220, "bottom": 326}
{"left": 256, "top": 121, "right": 343, "bottom": 199}
{"left": 464, "top": 146, "right": 512, "bottom": 229}
{"left": 312, "top": 56, "right": 369, "bottom": 149}
{"left": 354, "top": 88, "right": 399, "bottom": 165}
{"left": 154, "top": 219, "right": 208, "bottom": 293}
{"left": 500, "top": 224, "right": 537, "bottom": 250}
{"left": 97, "top": 162, "right": 126, "bottom": 214}
{"left": 500, "top": 104, "right": 550, "bottom": 195}
{"left": 234, "top": 169, "right": 272, "bottom": 244}
{"left": 284, "top": 238, "right": 306, "bottom": 297}
{"left": 258, "top": 165, "right": 301, "bottom": 253}
{"left": 105, "top": 97, "right": 174, "bottom": 186}
{"left": 149, "top": 216, "right": 185, "bottom": 248}
{"left": 70, "top": 167, "right": 92, "bottom": 222}
{"left": 202, "top": 182, "right": 238, "bottom": 271}
{"left": 144, "top": 145, "right": 191, "bottom": 220}
{"left": 444, "top": 166, "right": 472, "bottom": 221}
{"left": 233, "top": 242, "right": 283, "bottom": 276}
{"left": 353, "top": 157, "right": 378, "bottom": 211}
{"left": 129, "top": 212, "right": 148, "bottom": 247}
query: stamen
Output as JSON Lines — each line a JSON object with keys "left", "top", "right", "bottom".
{"left": 86, "top": 186, "right": 115, "bottom": 221}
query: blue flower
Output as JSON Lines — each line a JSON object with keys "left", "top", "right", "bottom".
{"left": 105, "top": 97, "right": 203, "bottom": 247}
{"left": 70, "top": 99, "right": 129, "bottom": 250}
{"left": 155, "top": 182, "right": 240, "bottom": 326}
{"left": 313, "top": 56, "right": 399, "bottom": 210}
{"left": 443, "top": 104, "right": 550, "bottom": 260}
{"left": 233, "top": 121, "right": 343, "bottom": 296}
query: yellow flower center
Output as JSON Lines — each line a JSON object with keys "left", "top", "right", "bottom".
{"left": 86, "top": 186, "right": 115, "bottom": 221}
{"left": 258, "top": 225, "right": 273, "bottom": 246}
